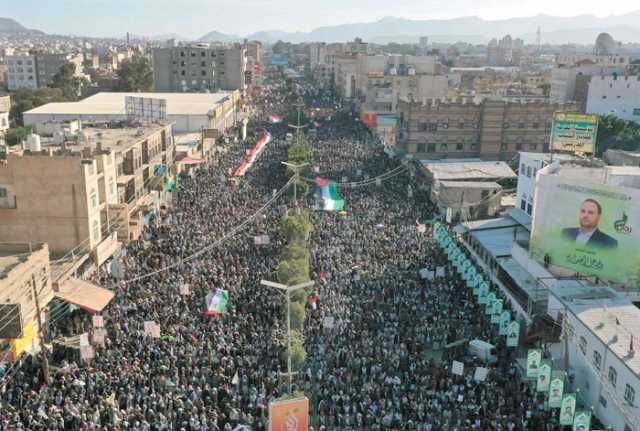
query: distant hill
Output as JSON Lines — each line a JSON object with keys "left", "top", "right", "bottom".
{"left": 205, "top": 11, "right": 640, "bottom": 44}
{"left": 0, "top": 17, "right": 40, "bottom": 34}
{"left": 198, "top": 31, "right": 242, "bottom": 43}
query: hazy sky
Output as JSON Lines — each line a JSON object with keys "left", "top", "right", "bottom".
{"left": 2, "top": 0, "right": 640, "bottom": 38}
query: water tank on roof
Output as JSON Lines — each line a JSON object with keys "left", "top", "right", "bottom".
{"left": 26, "top": 133, "right": 42, "bottom": 152}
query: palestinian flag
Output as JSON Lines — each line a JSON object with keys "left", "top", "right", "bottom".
{"left": 315, "top": 177, "right": 345, "bottom": 211}
{"left": 269, "top": 115, "right": 282, "bottom": 124}
{"left": 206, "top": 289, "right": 229, "bottom": 315}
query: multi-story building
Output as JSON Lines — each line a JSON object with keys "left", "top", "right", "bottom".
{"left": 34, "top": 53, "right": 84, "bottom": 87}
{"left": 0, "top": 95, "right": 9, "bottom": 133}
{"left": 5, "top": 54, "right": 38, "bottom": 90}
{"left": 586, "top": 75, "right": 640, "bottom": 123}
{"left": 244, "top": 40, "right": 263, "bottom": 88}
{"left": 487, "top": 35, "right": 524, "bottom": 67}
{"left": 396, "top": 98, "right": 577, "bottom": 160}
{"left": 550, "top": 64, "right": 626, "bottom": 106}
{"left": 152, "top": 44, "right": 246, "bottom": 92}
{"left": 0, "top": 123, "right": 174, "bottom": 266}
{"left": 0, "top": 242, "right": 54, "bottom": 362}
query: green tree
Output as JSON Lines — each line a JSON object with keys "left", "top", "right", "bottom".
{"left": 596, "top": 114, "right": 640, "bottom": 156}
{"left": 50, "top": 63, "right": 87, "bottom": 100}
{"left": 538, "top": 83, "right": 551, "bottom": 98}
{"left": 289, "top": 302, "right": 306, "bottom": 331}
{"left": 4, "top": 126, "right": 32, "bottom": 146}
{"left": 9, "top": 87, "right": 67, "bottom": 126}
{"left": 116, "top": 56, "right": 153, "bottom": 92}
{"left": 287, "top": 330, "right": 307, "bottom": 371}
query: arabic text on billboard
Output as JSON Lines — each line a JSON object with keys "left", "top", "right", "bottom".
{"left": 271, "top": 54, "right": 289, "bottom": 66}
{"left": 269, "top": 397, "right": 309, "bottom": 431}
{"left": 531, "top": 175, "right": 640, "bottom": 285}
{"left": 551, "top": 113, "right": 598, "bottom": 154}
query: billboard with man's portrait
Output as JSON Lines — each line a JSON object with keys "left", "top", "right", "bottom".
{"left": 531, "top": 175, "right": 640, "bottom": 285}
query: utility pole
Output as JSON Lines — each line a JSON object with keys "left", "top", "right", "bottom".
{"left": 31, "top": 274, "right": 50, "bottom": 385}
{"left": 260, "top": 279, "right": 314, "bottom": 396}
{"left": 281, "top": 161, "right": 308, "bottom": 211}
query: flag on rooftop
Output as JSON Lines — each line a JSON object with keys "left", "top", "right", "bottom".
{"left": 206, "top": 289, "right": 229, "bottom": 315}
{"left": 315, "top": 177, "right": 345, "bottom": 211}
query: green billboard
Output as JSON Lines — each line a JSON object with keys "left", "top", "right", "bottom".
{"left": 530, "top": 175, "right": 640, "bottom": 285}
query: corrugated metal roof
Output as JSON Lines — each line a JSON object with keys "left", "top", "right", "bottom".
{"left": 421, "top": 161, "right": 517, "bottom": 181}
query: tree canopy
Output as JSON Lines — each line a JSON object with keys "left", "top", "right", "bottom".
{"left": 50, "top": 63, "right": 87, "bottom": 100}
{"left": 9, "top": 87, "right": 67, "bottom": 126}
{"left": 596, "top": 114, "right": 640, "bottom": 156}
{"left": 116, "top": 56, "right": 153, "bottom": 92}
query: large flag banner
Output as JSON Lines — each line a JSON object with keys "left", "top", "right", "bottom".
{"left": 269, "top": 397, "right": 309, "bottom": 431}
{"left": 315, "top": 177, "right": 345, "bottom": 211}
{"left": 499, "top": 311, "right": 511, "bottom": 336}
{"left": 206, "top": 289, "right": 229, "bottom": 315}
{"left": 548, "top": 376, "right": 565, "bottom": 408}
{"left": 234, "top": 132, "right": 272, "bottom": 177}
{"left": 559, "top": 393, "right": 577, "bottom": 426}
{"left": 572, "top": 411, "right": 592, "bottom": 431}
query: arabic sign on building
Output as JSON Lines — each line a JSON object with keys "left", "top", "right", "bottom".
{"left": 269, "top": 397, "right": 309, "bottom": 431}
{"left": 551, "top": 112, "right": 598, "bottom": 154}
{"left": 531, "top": 175, "right": 640, "bottom": 285}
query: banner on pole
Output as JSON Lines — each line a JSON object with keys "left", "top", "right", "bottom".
{"left": 559, "top": 393, "right": 577, "bottom": 426}
{"left": 526, "top": 349, "right": 542, "bottom": 378}
{"left": 536, "top": 360, "right": 552, "bottom": 392}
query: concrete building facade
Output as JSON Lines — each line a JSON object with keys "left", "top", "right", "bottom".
{"left": 5, "top": 54, "right": 38, "bottom": 90}
{"left": 152, "top": 44, "right": 246, "bottom": 92}
{"left": 586, "top": 75, "right": 640, "bottom": 123}
{"left": 397, "top": 98, "right": 576, "bottom": 160}
{"left": 0, "top": 242, "right": 54, "bottom": 362}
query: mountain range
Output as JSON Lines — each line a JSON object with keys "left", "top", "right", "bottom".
{"left": 4, "top": 11, "right": 640, "bottom": 44}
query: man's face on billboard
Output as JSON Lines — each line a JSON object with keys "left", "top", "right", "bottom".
{"left": 580, "top": 201, "right": 600, "bottom": 231}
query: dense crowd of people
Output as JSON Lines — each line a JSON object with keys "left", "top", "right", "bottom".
{"left": 0, "top": 81, "right": 563, "bottom": 430}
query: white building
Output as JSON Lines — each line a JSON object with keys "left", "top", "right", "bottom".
{"left": 23, "top": 91, "right": 240, "bottom": 133}
{"left": 5, "top": 54, "right": 38, "bottom": 90}
{"left": 547, "top": 285, "right": 640, "bottom": 431}
{"left": 586, "top": 75, "right": 640, "bottom": 124}
{"left": 516, "top": 153, "right": 576, "bottom": 217}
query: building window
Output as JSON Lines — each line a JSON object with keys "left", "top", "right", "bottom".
{"left": 625, "top": 384, "right": 635, "bottom": 405}
{"left": 599, "top": 395, "right": 607, "bottom": 408}
{"left": 109, "top": 177, "right": 116, "bottom": 195}
{"left": 459, "top": 122, "right": 465, "bottom": 129}
{"left": 503, "top": 122, "right": 510, "bottom": 128}
{"left": 579, "top": 336, "right": 587, "bottom": 355}
{"left": 419, "top": 122, "right": 428, "bottom": 132}
{"left": 526, "top": 203, "right": 532, "bottom": 215}
{"left": 521, "top": 199, "right": 526, "bottom": 211}
{"left": 500, "top": 142, "right": 508, "bottom": 151}
{"left": 593, "top": 351, "right": 602, "bottom": 370}
{"left": 0, "top": 188, "right": 6, "bottom": 198}
{"left": 532, "top": 122, "right": 539, "bottom": 129}
{"left": 427, "top": 143, "right": 435, "bottom": 153}
{"left": 456, "top": 143, "right": 463, "bottom": 151}
{"left": 516, "top": 142, "right": 522, "bottom": 151}
{"left": 90, "top": 191, "right": 97, "bottom": 209}
{"left": 440, "top": 143, "right": 448, "bottom": 151}
{"left": 608, "top": 367, "right": 617, "bottom": 387}
{"left": 518, "top": 122, "right": 525, "bottom": 129}
{"left": 529, "top": 143, "right": 537, "bottom": 150}
{"left": 93, "top": 220, "right": 100, "bottom": 242}
{"left": 417, "top": 142, "right": 426, "bottom": 153}
{"left": 520, "top": 163, "right": 525, "bottom": 173}
{"left": 180, "top": 51, "right": 185, "bottom": 57}
{"left": 526, "top": 166, "right": 531, "bottom": 177}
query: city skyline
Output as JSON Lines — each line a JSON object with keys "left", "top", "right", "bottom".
{"left": 2, "top": 0, "right": 640, "bottom": 39}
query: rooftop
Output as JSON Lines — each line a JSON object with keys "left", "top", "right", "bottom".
{"left": 421, "top": 160, "right": 517, "bottom": 181}
{"left": 438, "top": 180, "right": 502, "bottom": 189}
{"left": 25, "top": 92, "right": 234, "bottom": 117}
{"left": 37, "top": 123, "right": 171, "bottom": 154}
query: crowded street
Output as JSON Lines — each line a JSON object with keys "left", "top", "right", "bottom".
{"left": 0, "top": 81, "right": 562, "bottom": 431}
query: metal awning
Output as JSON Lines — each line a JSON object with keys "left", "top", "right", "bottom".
{"left": 54, "top": 278, "right": 114, "bottom": 314}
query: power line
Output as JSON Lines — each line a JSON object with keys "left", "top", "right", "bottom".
{"left": 120, "top": 175, "right": 295, "bottom": 285}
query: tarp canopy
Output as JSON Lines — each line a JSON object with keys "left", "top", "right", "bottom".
{"left": 55, "top": 278, "right": 114, "bottom": 314}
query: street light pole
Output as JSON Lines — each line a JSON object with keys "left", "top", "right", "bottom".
{"left": 260, "top": 279, "right": 314, "bottom": 395}
{"left": 281, "top": 161, "right": 308, "bottom": 212}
